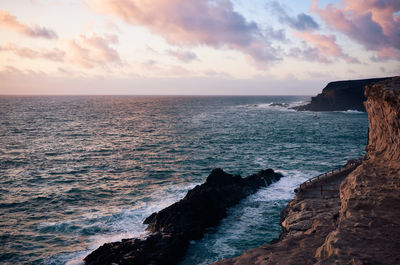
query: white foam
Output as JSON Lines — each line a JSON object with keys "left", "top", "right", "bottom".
{"left": 56, "top": 182, "right": 199, "bottom": 265}
{"left": 288, "top": 100, "right": 310, "bottom": 108}
{"left": 250, "top": 169, "right": 317, "bottom": 201}
{"left": 181, "top": 169, "right": 319, "bottom": 265}
{"left": 241, "top": 100, "right": 309, "bottom": 112}
{"left": 337, "top": 109, "right": 365, "bottom": 114}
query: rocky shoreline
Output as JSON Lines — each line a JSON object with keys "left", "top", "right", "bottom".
{"left": 215, "top": 76, "right": 400, "bottom": 264}
{"left": 85, "top": 77, "right": 399, "bottom": 265}
{"left": 84, "top": 168, "right": 283, "bottom": 265}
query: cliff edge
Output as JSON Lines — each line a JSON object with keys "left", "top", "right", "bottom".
{"left": 294, "top": 77, "right": 390, "bottom": 112}
{"left": 214, "top": 77, "right": 400, "bottom": 265}
{"left": 315, "top": 76, "right": 400, "bottom": 264}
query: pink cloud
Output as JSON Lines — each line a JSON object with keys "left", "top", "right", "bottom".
{"left": 86, "top": 0, "right": 281, "bottom": 66}
{"left": 0, "top": 10, "right": 57, "bottom": 39}
{"left": 0, "top": 33, "right": 122, "bottom": 69}
{"left": 0, "top": 43, "right": 65, "bottom": 61}
{"left": 311, "top": 0, "right": 400, "bottom": 60}
{"left": 66, "top": 34, "right": 122, "bottom": 68}
{"left": 292, "top": 31, "right": 360, "bottom": 63}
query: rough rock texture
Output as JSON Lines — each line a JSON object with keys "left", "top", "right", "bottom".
{"left": 315, "top": 77, "right": 400, "bottom": 264}
{"left": 84, "top": 168, "right": 283, "bottom": 265}
{"left": 214, "top": 77, "right": 400, "bottom": 265}
{"left": 364, "top": 77, "right": 400, "bottom": 161}
{"left": 294, "top": 77, "right": 390, "bottom": 112}
{"left": 213, "top": 166, "right": 350, "bottom": 265}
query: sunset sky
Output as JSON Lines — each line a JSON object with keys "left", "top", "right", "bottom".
{"left": 0, "top": 0, "right": 399, "bottom": 95}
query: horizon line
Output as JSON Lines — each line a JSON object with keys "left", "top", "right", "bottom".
{"left": 0, "top": 94, "right": 314, "bottom": 97}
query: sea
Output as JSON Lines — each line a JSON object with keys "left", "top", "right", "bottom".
{"left": 0, "top": 96, "right": 368, "bottom": 265}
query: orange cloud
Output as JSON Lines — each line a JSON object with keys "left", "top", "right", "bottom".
{"left": 0, "top": 43, "right": 65, "bottom": 61}
{"left": 0, "top": 10, "right": 58, "bottom": 39}
{"left": 66, "top": 34, "right": 122, "bottom": 68}
{"left": 311, "top": 0, "right": 400, "bottom": 60}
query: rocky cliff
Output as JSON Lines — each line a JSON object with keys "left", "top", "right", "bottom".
{"left": 214, "top": 77, "right": 400, "bottom": 265}
{"left": 294, "top": 77, "right": 390, "bottom": 112}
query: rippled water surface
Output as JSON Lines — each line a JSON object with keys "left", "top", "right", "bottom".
{"left": 0, "top": 96, "right": 368, "bottom": 264}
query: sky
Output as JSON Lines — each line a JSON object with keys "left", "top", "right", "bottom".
{"left": 0, "top": 0, "right": 399, "bottom": 95}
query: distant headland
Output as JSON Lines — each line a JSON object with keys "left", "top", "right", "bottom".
{"left": 293, "top": 77, "right": 391, "bottom": 112}
{"left": 215, "top": 76, "right": 400, "bottom": 264}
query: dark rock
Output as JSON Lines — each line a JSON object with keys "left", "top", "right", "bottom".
{"left": 293, "top": 77, "right": 391, "bottom": 112}
{"left": 269, "top": 103, "right": 289, "bottom": 108}
{"left": 84, "top": 168, "right": 283, "bottom": 265}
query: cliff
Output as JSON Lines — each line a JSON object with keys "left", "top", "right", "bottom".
{"left": 294, "top": 77, "right": 390, "bottom": 112}
{"left": 214, "top": 77, "right": 400, "bottom": 265}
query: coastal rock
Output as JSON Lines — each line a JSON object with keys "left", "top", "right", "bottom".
{"left": 213, "top": 165, "right": 351, "bottom": 265}
{"left": 293, "top": 77, "right": 390, "bottom": 112}
{"left": 364, "top": 77, "right": 400, "bottom": 161}
{"left": 84, "top": 168, "right": 283, "bottom": 265}
{"left": 214, "top": 76, "right": 400, "bottom": 265}
{"left": 315, "top": 76, "right": 400, "bottom": 264}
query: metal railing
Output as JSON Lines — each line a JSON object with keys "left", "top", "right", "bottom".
{"left": 297, "top": 158, "right": 363, "bottom": 192}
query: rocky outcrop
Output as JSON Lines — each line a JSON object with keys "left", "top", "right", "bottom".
{"left": 84, "top": 168, "right": 283, "bottom": 265}
{"left": 364, "top": 77, "right": 400, "bottom": 161}
{"left": 294, "top": 77, "right": 390, "bottom": 112}
{"left": 315, "top": 76, "right": 400, "bottom": 264}
{"left": 214, "top": 77, "right": 400, "bottom": 265}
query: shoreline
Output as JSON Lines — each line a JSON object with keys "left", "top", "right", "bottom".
{"left": 213, "top": 160, "right": 359, "bottom": 265}
{"left": 213, "top": 77, "right": 400, "bottom": 265}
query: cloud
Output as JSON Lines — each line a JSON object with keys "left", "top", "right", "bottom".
{"left": 0, "top": 43, "right": 65, "bottom": 61}
{"left": 0, "top": 34, "right": 122, "bottom": 69}
{"left": 66, "top": 34, "right": 122, "bottom": 68}
{"left": 167, "top": 49, "right": 198, "bottom": 63}
{"left": 85, "top": 0, "right": 281, "bottom": 66}
{"left": 288, "top": 46, "right": 331, "bottom": 64}
{"left": 292, "top": 31, "right": 360, "bottom": 63}
{"left": 267, "top": 1, "right": 319, "bottom": 31}
{"left": 202, "top": 69, "right": 231, "bottom": 78}
{"left": 0, "top": 10, "right": 58, "bottom": 39}
{"left": 311, "top": 0, "right": 400, "bottom": 60}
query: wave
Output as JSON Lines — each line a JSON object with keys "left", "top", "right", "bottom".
{"left": 250, "top": 169, "right": 317, "bottom": 201}
{"left": 45, "top": 182, "right": 199, "bottom": 265}
{"left": 242, "top": 100, "right": 310, "bottom": 112}
{"left": 337, "top": 110, "right": 365, "bottom": 114}
{"left": 180, "top": 169, "right": 318, "bottom": 265}
{"left": 244, "top": 102, "right": 293, "bottom": 111}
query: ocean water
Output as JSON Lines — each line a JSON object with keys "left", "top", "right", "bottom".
{"left": 0, "top": 96, "right": 368, "bottom": 265}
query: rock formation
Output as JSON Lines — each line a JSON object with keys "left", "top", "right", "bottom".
{"left": 84, "top": 168, "right": 283, "bottom": 265}
{"left": 294, "top": 77, "right": 390, "bottom": 112}
{"left": 214, "top": 77, "right": 400, "bottom": 265}
{"left": 315, "top": 76, "right": 400, "bottom": 264}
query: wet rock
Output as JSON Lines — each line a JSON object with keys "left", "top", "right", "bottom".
{"left": 84, "top": 168, "right": 283, "bottom": 265}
